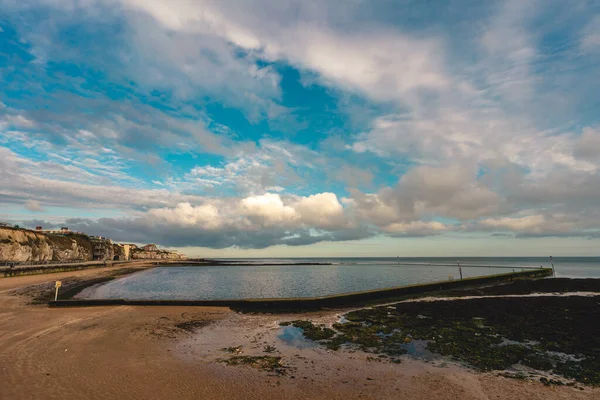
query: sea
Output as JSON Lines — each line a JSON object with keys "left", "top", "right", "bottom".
{"left": 80, "top": 257, "right": 600, "bottom": 301}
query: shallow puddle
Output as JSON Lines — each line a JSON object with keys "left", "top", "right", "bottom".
{"left": 277, "top": 326, "right": 318, "bottom": 349}
{"left": 402, "top": 339, "right": 434, "bottom": 361}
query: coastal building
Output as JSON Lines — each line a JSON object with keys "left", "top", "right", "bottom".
{"left": 90, "top": 236, "right": 113, "bottom": 261}
{"left": 36, "top": 226, "right": 84, "bottom": 235}
{"left": 121, "top": 244, "right": 137, "bottom": 261}
{"left": 130, "top": 244, "right": 186, "bottom": 260}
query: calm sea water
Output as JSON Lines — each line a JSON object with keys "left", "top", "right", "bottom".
{"left": 82, "top": 257, "right": 600, "bottom": 300}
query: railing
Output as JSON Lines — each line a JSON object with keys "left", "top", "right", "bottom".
{"left": 0, "top": 259, "right": 88, "bottom": 267}
{"left": 392, "top": 262, "right": 544, "bottom": 269}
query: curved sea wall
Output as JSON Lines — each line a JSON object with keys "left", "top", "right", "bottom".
{"left": 50, "top": 268, "right": 554, "bottom": 309}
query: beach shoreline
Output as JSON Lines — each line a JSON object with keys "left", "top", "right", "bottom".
{"left": 1, "top": 268, "right": 598, "bottom": 399}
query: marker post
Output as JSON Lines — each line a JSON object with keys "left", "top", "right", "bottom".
{"left": 54, "top": 281, "right": 62, "bottom": 301}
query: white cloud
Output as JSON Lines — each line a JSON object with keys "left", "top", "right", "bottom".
{"left": 122, "top": 0, "right": 262, "bottom": 49}
{"left": 175, "top": 139, "right": 310, "bottom": 194}
{"left": 338, "top": 163, "right": 504, "bottom": 241}
{"left": 292, "top": 193, "right": 345, "bottom": 229}
{"left": 480, "top": 215, "right": 547, "bottom": 232}
{"left": 581, "top": 15, "right": 600, "bottom": 52}
{"left": 573, "top": 127, "right": 600, "bottom": 162}
{"left": 24, "top": 200, "right": 45, "bottom": 212}
{"left": 479, "top": 0, "right": 539, "bottom": 105}
{"left": 0, "top": 114, "right": 36, "bottom": 130}
{"left": 382, "top": 221, "right": 448, "bottom": 236}
{"left": 343, "top": 189, "right": 404, "bottom": 227}
{"left": 240, "top": 193, "right": 298, "bottom": 227}
{"left": 143, "top": 192, "right": 347, "bottom": 233}
{"left": 117, "top": 0, "right": 448, "bottom": 103}
{"left": 477, "top": 212, "right": 600, "bottom": 237}
{"left": 0, "top": 146, "right": 203, "bottom": 210}
{"left": 124, "top": 11, "right": 282, "bottom": 115}
{"left": 148, "top": 203, "right": 222, "bottom": 228}
{"left": 264, "top": 27, "right": 447, "bottom": 101}
{"left": 2, "top": 0, "right": 600, "bottom": 248}
{"left": 397, "top": 165, "right": 501, "bottom": 220}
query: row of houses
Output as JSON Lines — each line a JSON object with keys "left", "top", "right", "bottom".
{"left": 35, "top": 226, "right": 86, "bottom": 235}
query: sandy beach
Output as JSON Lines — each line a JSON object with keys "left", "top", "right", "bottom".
{"left": 1, "top": 268, "right": 598, "bottom": 400}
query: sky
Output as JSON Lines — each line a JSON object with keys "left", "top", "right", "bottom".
{"left": 1, "top": 0, "right": 599, "bottom": 257}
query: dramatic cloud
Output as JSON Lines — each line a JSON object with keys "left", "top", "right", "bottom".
{"left": 2, "top": 0, "right": 600, "bottom": 252}
{"left": 118, "top": 0, "right": 449, "bottom": 101}
{"left": 345, "top": 165, "right": 501, "bottom": 227}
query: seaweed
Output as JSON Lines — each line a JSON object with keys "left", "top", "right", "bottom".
{"left": 219, "top": 356, "right": 287, "bottom": 375}
{"left": 221, "top": 346, "right": 243, "bottom": 354}
{"left": 263, "top": 345, "right": 278, "bottom": 353}
{"left": 283, "top": 295, "right": 600, "bottom": 386}
{"left": 174, "top": 320, "right": 210, "bottom": 332}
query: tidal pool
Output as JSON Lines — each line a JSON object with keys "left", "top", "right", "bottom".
{"left": 80, "top": 263, "right": 519, "bottom": 300}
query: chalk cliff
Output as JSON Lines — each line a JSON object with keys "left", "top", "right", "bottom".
{"left": 131, "top": 248, "right": 186, "bottom": 260}
{"left": 0, "top": 226, "right": 186, "bottom": 262}
{"left": 0, "top": 227, "right": 92, "bottom": 262}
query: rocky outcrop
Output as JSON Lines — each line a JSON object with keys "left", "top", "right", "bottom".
{"left": 49, "top": 234, "right": 93, "bottom": 261}
{"left": 0, "top": 227, "right": 93, "bottom": 262}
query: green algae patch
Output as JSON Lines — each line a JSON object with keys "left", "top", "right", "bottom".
{"left": 219, "top": 355, "right": 287, "bottom": 375}
{"left": 284, "top": 295, "right": 600, "bottom": 386}
{"left": 280, "top": 319, "right": 409, "bottom": 355}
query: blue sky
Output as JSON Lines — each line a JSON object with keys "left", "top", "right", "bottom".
{"left": 1, "top": 0, "right": 600, "bottom": 256}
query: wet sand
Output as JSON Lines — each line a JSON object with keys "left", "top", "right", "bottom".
{"left": 1, "top": 269, "right": 598, "bottom": 400}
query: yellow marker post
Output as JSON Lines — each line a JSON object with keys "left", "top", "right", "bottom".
{"left": 54, "top": 281, "right": 62, "bottom": 301}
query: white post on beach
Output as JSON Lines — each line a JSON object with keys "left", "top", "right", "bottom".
{"left": 457, "top": 261, "right": 463, "bottom": 280}
{"left": 549, "top": 256, "right": 555, "bottom": 277}
{"left": 54, "top": 280, "right": 62, "bottom": 301}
